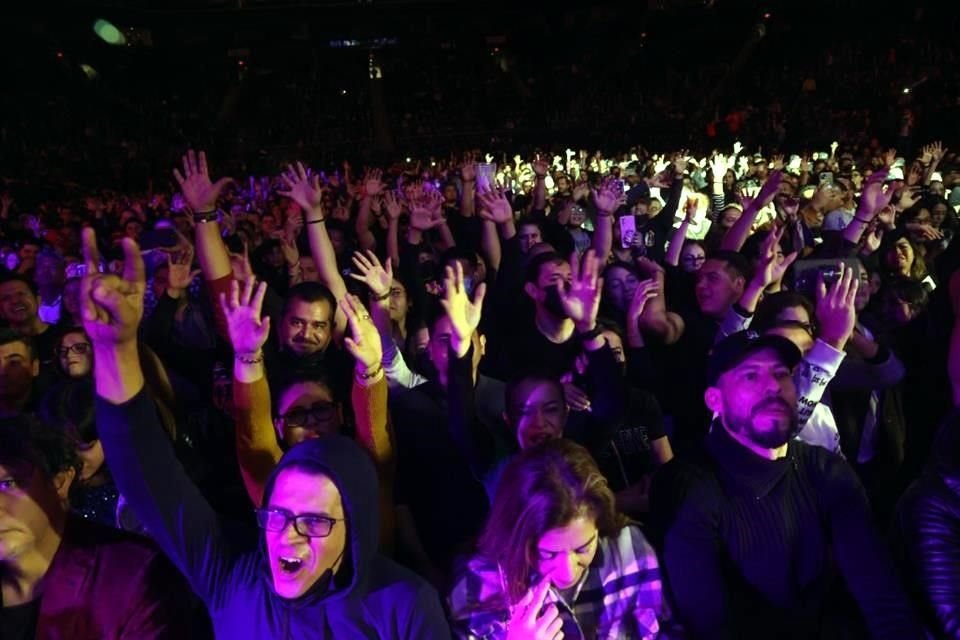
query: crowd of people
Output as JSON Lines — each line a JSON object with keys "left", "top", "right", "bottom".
{"left": 0, "top": 132, "right": 959, "bottom": 639}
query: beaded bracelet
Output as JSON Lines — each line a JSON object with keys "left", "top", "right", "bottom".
{"left": 235, "top": 351, "right": 264, "bottom": 365}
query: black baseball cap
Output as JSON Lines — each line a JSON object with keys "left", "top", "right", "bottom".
{"left": 706, "top": 330, "right": 802, "bottom": 387}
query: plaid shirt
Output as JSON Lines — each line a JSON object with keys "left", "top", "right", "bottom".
{"left": 448, "top": 525, "right": 664, "bottom": 640}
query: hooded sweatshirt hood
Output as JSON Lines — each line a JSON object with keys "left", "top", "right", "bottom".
{"left": 261, "top": 436, "right": 379, "bottom": 604}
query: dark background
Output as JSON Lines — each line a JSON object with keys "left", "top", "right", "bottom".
{"left": 1, "top": 1, "right": 958, "bottom": 186}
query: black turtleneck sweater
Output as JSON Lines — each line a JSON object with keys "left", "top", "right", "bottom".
{"left": 651, "top": 425, "right": 922, "bottom": 640}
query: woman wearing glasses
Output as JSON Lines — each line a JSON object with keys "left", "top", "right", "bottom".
{"left": 56, "top": 327, "right": 93, "bottom": 378}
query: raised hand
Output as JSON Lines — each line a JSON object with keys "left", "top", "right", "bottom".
{"left": 856, "top": 169, "right": 894, "bottom": 220}
{"left": 476, "top": 186, "right": 514, "bottom": 224}
{"left": 341, "top": 294, "right": 382, "bottom": 373}
{"left": 906, "top": 163, "right": 923, "bottom": 186}
{"left": 220, "top": 276, "right": 271, "bottom": 355}
{"left": 531, "top": 154, "right": 550, "bottom": 178}
{"left": 930, "top": 141, "right": 948, "bottom": 164}
{"left": 732, "top": 140, "right": 744, "bottom": 156}
{"left": 363, "top": 169, "right": 385, "bottom": 198}
{"left": 167, "top": 233, "right": 200, "bottom": 294}
{"left": 409, "top": 190, "right": 445, "bottom": 231}
{"left": 710, "top": 154, "right": 728, "bottom": 181}
{"left": 754, "top": 170, "right": 784, "bottom": 210}
{"left": 592, "top": 177, "right": 625, "bottom": 214}
{"left": 173, "top": 150, "right": 234, "bottom": 213}
{"left": 461, "top": 159, "right": 477, "bottom": 183}
{"left": 816, "top": 263, "right": 859, "bottom": 350}
{"left": 278, "top": 162, "right": 325, "bottom": 215}
{"left": 562, "top": 380, "right": 591, "bottom": 413}
{"left": 771, "top": 154, "right": 785, "bottom": 171}
{"left": 439, "top": 261, "right": 486, "bottom": 357}
{"left": 504, "top": 579, "right": 563, "bottom": 640}
{"left": 349, "top": 250, "right": 393, "bottom": 300}
{"left": 882, "top": 148, "right": 897, "bottom": 168}
{"left": 627, "top": 277, "right": 660, "bottom": 321}
{"left": 80, "top": 228, "right": 145, "bottom": 346}
{"left": 754, "top": 225, "right": 798, "bottom": 289}
{"left": 559, "top": 250, "right": 603, "bottom": 332}
{"left": 777, "top": 197, "right": 800, "bottom": 221}
{"left": 383, "top": 190, "right": 404, "bottom": 221}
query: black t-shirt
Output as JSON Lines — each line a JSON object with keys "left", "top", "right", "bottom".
{"left": 499, "top": 318, "right": 582, "bottom": 380}
{"left": 0, "top": 599, "right": 40, "bottom": 640}
{"left": 594, "top": 387, "right": 666, "bottom": 492}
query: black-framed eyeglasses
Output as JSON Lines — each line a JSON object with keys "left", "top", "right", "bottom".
{"left": 255, "top": 507, "right": 342, "bottom": 538}
{"left": 57, "top": 343, "right": 91, "bottom": 358}
{"left": 682, "top": 255, "right": 706, "bottom": 263}
{"left": 280, "top": 403, "right": 337, "bottom": 429}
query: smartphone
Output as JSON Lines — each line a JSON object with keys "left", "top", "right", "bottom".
{"left": 819, "top": 172, "right": 834, "bottom": 186}
{"left": 792, "top": 259, "right": 860, "bottom": 301}
{"left": 619, "top": 215, "right": 637, "bottom": 249}
{"left": 477, "top": 163, "right": 497, "bottom": 191}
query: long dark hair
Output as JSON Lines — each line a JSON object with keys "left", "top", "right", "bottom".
{"left": 475, "top": 439, "right": 627, "bottom": 606}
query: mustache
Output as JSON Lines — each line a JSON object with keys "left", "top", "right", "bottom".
{"left": 752, "top": 397, "right": 793, "bottom": 415}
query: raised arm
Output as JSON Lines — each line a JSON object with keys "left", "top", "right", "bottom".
{"left": 460, "top": 160, "right": 477, "bottom": 217}
{"left": 356, "top": 169, "right": 385, "bottom": 252}
{"left": 591, "top": 177, "right": 624, "bottom": 265}
{"left": 221, "top": 276, "right": 280, "bottom": 507}
{"left": 736, "top": 225, "right": 798, "bottom": 315}
{"left": 174, "top": 150, "right": 234, "bottom": 281}
{"left": 721, "top": 170, "right": 783, "bottom": 252}
{"left": 665, "top": 199, "right": 697, "bottom": 267}
{"left": 348, "top": 250, "right": 427, "bottom": 390}
{"left": 477, "top": 186, "right": 515, "bottom": 273}
{"left": 340, "top": 293, "right": 396, "bottom": 550}
{"left": 440, "top": 261, "right": 495, "bottom": 477}
{"left": 383, "top": 190, "right": 403, "bottom": 269}
{"left": 84, "top": 229, "right": 231, "bottom": 604}
{"left": 280, "top": 162, "right": 348, "bottom": 341}
{"left": 531, "top": 154, "right": 549, "bottom": 211}
{"left": 842, "top": 169, "right": 894, "bottom": 247}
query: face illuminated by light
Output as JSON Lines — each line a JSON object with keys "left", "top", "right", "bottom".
{"left": 58, "top": 332, "right": 92, "bottom": 379}
{"left": 276, "top": 381, "right": 341, "bottom": 447}
{"left": 536, "top": 515, "right": 599, "bottom": 590}
{"left": 705, "top": 348, "right": 798, "bottom": 451}
{"left": 508, "top": 379, "right": 568, "bottom": 450}
{"left": 264, "top": 468, "right": 347, "bottom": 600}
{"left": 279, "top": 299, "right": 334, "bottom": 356}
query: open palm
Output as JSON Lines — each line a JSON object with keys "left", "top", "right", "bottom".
{"left": 173, "top": 150, "right": 233, "bottom": 212}
{"left": 349, "top": 251, "right": 393, "bottom": 299}
{"left": 279, "top": 162, "right": 324, "bottom": 213}
{"left": 220, "top": 276, "right": 271, "bottom": 355}
{"left": 559, "top": 250, "right": 602, "bottom": 330}
{"left": 440, "top": 262, "right": 486, "bottom": 355}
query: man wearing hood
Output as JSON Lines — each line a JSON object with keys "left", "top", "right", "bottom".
{"left": 82, "top": 230, "right": 450, "bottom": 638}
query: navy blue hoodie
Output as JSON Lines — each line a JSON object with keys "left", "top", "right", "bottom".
{"left": 97, "top": 388, "right": 450, "bottom": 638}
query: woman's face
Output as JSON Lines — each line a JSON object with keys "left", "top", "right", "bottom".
{"left": 721, "top": 206, "right": 741, "bottom": 229}
{"left": 680, "top": 243, "right": 706, "bottom": 273}
{"left": 76, "top": 439, "right": 105, "bottom": 480}
{"left": 886, "top": 238, "right": 914, "bottom": 276}
{"left": 59, "top": 332, "right": 92, "bottom": 378}
{"left": 931, "top": 204, "right": 949, "bottom": 229}
{"left": 387, "top": 279, "right": 410, "bottom": 323}
{"left": 535, "top": 514, "right": 599, "bottom": 590}
{"left": 603, "top": 266, "right": 638, "bottom": 312}
{"left": 854, "top": 267, "right": 872, "bottom": 312}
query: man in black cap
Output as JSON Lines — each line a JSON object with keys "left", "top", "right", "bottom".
{"left": 650, "top": 330, "right": 922, "bottom": 640}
